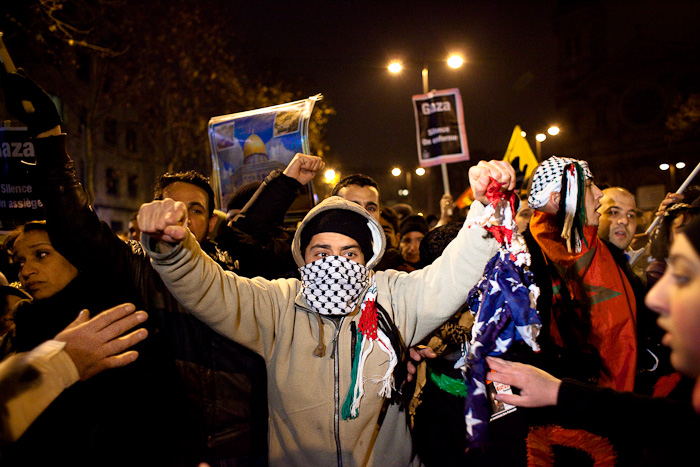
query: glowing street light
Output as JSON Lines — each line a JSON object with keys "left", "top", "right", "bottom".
{"left": 659, "top": 161, "right": 688, "bottom": 190}
{"left": 388, "top": 61, "right": 402, "bottom": 74}
{"left": 323, "top": 168, "right": 340, "bottom": 192}
{"left": 446, "top": 54, "right": 464, "bottom": 69}
{"left": 391, "top": 167, "right": 426, "bottom": 205}
{"left": 534, "top": 125, "right": 561, "bottom": 160}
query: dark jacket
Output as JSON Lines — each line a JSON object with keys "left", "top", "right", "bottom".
{"left": 33, "top": 135, "right": 275, "bottom": 465}
{"left": 556, "top": 377, "right": 700, "bottom": 466}
{"left": 217, "top": 169, "right": 302, "bottom": 280}
{"left": 4, "top": 274, "right": 198, "bottom": 466}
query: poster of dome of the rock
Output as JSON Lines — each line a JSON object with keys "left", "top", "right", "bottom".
{"left": 208, "top": 95, "right": 320, "bottom": 214}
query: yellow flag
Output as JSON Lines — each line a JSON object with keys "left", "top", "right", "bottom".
{"left": 503, "top": 125, "right": 538, "bottom": 186}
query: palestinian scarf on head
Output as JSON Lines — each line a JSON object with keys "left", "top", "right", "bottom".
{"left": 300, "top": 255, "right": 370, "bottom": 316}
{"left": 528, "top": 156, "right": 593, "bottom": 253}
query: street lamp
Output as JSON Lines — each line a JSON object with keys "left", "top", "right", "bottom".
{"left": 388, "top": 54, "right": 465, "bottom": 94}
{"left": 659, "top": 161, "right": 687, "bottom": 190}
{"left": 319, "top": 168, "right": 340, "bottom": 199}
{"left": 324, "top": 169, "right": 337, "bottom": 183}
{"left": 534, "top": 125, "right": 560, "bottom": 161}
{"left": 392, "top": 166, "right": 426, "bottom": 205}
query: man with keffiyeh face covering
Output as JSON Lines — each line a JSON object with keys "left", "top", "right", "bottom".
{"left": 137, "top": 160, "right": 515, "bottom": 466}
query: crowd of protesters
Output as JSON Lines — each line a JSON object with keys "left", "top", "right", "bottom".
{"left": 1, "top": 69, "right": 699, "bottom": 467}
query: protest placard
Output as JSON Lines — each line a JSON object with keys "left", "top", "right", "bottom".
{"left": 0, "top": 127, "right": 43, "bottom": 234}
{"left": 412, "top": 88, "right": 469, "bottom": 168}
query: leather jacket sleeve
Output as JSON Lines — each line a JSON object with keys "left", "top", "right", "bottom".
{"left": 32, "top": 135, "right": 147, "bottom": 287}
{"left": 218, "top": 170, "right": 302, "bottom": 279}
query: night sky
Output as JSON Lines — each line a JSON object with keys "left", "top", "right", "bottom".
{"left": 230, "top": 0, "right": 558, "bottom": 179}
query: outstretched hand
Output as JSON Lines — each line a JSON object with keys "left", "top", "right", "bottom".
{"left": 486, "top": 357, "right": 561, "bottom": 408}
{"left": 0, "top": 69, "right": 62, "bottom": 136}
{"left": 468, "top": 160, "right": 516, "bottom": 204}
{"left": 55, "top": 303, "right": 148, "bottom": 381}
{"left": 283, "top": 153, "right": 325, "bottom": 186}
{"left": 138, "top": 198, "right": 190, "bottom": 244}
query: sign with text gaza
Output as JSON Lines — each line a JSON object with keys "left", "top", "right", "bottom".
{"left": 0, "top": 127, "right": 43, "bottom": 234}
{"left": 412, "top": 88, "right": 469, "bottom": 167}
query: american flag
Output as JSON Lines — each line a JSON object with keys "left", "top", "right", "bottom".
{"left": 459, "top": 179, "right": 541, "bottom": 450}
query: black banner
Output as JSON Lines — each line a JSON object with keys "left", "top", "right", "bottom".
{"left": 0, "top": 127, "right": 43, "bottom": 233}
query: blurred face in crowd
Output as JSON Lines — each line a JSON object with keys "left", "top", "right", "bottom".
{"left": 162, "top": 182, "right": 217, "bottom": 244}
{"left": 645, "top": 233, "right": 700, "bottom": 379}
{"left": 379, "top": 216, "right": 399, "bottom": 248}
{"left": 303, "top": 232, "right": 366, "bottom": 266}
{"left": 584, "top": 179, "right": 604, "bottom": 227}
{"left": 399, "top": 231, "right": 424, "bottom": 264}
{"left": 335, "top": 184, "right": 380, "bottom": 222}
{"left": 12, "top": 230, "right": 79, "bottom": 300}
{"left": 515, "top": 203, "right": 533, "bottom": 233}
{"left": 128, "top": 219, "right": 140, "bottom": 241}
{"left": 598, "top": 188, "right": 638, "bottom": 250}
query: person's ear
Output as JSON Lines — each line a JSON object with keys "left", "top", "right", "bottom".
{"left": 547, "top": 191, "right": 561, "bottom": 211}
{"left": 208, "top": 214, "right": 219, "bottom": 233}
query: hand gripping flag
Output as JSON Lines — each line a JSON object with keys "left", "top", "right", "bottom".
{"left": 458, "top": 178, "right": 541, "bottom": 450}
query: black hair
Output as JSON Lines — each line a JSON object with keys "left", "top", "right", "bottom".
{"left": 331, "top": 173, "right": 380, "bottom": 198}
{"left": 379, "top": 205, "right": 399, "bottom": 233}
{"left": 419, "top": 222, "right": 464, "bottom": 268}
{"left": 650, "top": 203, "right": 700, "bottom": 260}
{"left": 153, "top": 170, "right": 216, "bottom": 217}
{"left": 5, "top": 221, "right": 49, "bottom": 252}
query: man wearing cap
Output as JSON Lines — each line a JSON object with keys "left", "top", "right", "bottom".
{"left": 524, "top": 156, "right": 638, "bottom": 392}
{"left": 137, "top": 160, "right": 514, "bottom": 466}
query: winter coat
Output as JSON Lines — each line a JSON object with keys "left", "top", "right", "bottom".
{"left": 144, "top": 196, "right": 499, "bottom": 466}
{"left": 553, "top": 377, "right": 700, "bottom": 466}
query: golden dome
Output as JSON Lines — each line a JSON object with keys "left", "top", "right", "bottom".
{"left": 243, "top": 134, "right": 268, "bottom": 158}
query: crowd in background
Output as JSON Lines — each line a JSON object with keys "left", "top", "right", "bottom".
{"left": 1, "top": 70, "right": 700, "bottom": 467}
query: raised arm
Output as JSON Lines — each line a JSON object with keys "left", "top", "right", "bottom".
{"left": 384, "top": 160, "right": 516, "bottom": 345}
{"left": 138, "top": 199, "right": 284, "bottom": 355}
{"left": 232, "top": 153, "right": 324, "bottom": 238}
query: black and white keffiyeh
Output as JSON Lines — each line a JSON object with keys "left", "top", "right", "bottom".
{"left": 300, "top": 255, "right": 370, "bottom": 316}
{"left": 528, "top": 156, "right": 593, "bottom": 252}
{"left": 527, "top": 156, "right": 592, "bottom": 209}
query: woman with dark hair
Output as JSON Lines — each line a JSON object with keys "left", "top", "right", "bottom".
{"left": 2, "top": 221, "right": 195, "bottom": 466}
{"left": 646, "top": 202, "right": 700, "bottom": 288}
